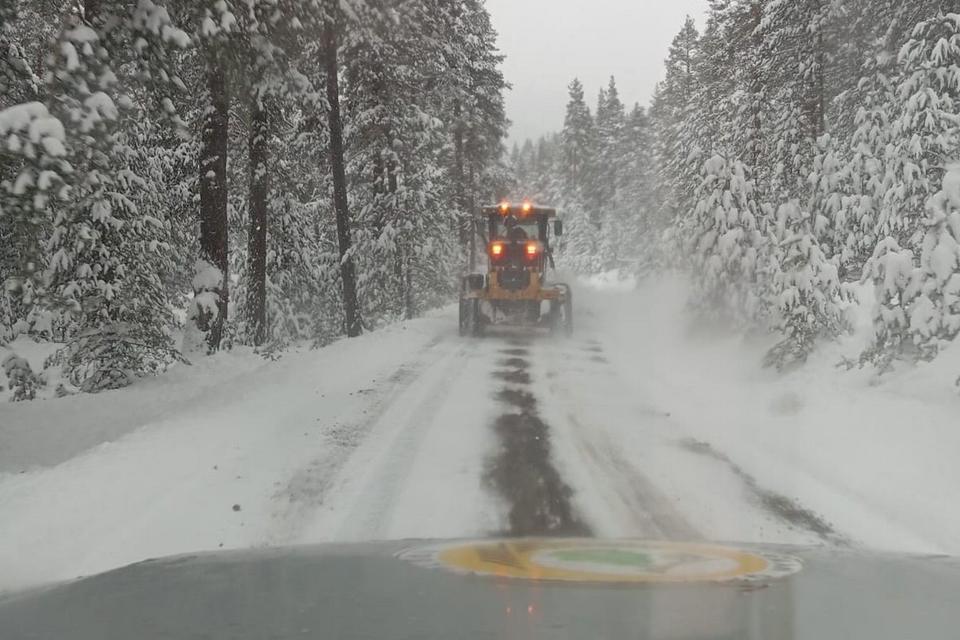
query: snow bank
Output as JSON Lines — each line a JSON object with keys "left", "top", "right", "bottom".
{"left": 0, "top": 342, "right": 264, "bottom": 469}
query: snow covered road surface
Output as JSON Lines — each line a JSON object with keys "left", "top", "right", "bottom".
{"left": 2, "top": 276, "right": 960, "bottom": 593}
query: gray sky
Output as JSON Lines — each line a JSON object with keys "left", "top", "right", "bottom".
{"left": 485, "top": 0, "right": 709, "bottom": 145}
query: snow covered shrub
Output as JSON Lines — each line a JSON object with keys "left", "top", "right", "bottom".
{"left": 184, "top": 259, "right": 225, "bottom": 357}
{"left": 63, "top": 321, "right": 181, "bottom": 393}
{"left": 764, "top": 201, "right": 847, "bottom": 370}
{"left": 859, "top": 239, "right": 917, "bottom": 371}
{"left": 2, "top": 352, "right": 44, "bottom": 401}
{"left": 53, "top": 382, "right": 75, "bottom": 398}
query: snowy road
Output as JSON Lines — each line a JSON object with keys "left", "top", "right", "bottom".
{"left": 3, "top": 276, "right": 960, "bottom": 593}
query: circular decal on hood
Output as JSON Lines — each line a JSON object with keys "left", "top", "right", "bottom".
{"left": 399, "top": 539, "right": 801, "bottom": 584}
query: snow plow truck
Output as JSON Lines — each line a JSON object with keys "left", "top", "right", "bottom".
{"left": 459, "top": 202, "right": 572, "bottom": 337}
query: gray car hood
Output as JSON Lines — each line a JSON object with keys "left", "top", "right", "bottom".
{"left": 1, "top": 538, "right": 958, "bottom": 639}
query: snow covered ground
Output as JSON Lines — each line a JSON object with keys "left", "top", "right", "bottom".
{"left": 1, "top": 276, "right": 959, "bottom": 593}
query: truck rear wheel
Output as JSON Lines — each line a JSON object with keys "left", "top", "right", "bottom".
{"left": 550, "top": 286, "right": 573, "bottom": 336}
{"left": 458, "top": 298, "right": 469, "bottom": 336}
{"left": 472, "top": 299, "right": 484, "bottom": 337}
{"left": 460, "top": 298, "right": 483, "bottom": 337}
{"left": 562, "top": 292, "right": 573, "bottom": 336}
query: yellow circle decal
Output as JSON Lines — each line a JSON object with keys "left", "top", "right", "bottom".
{"left": 400, "top": 539, "right": 802, "bottom": 584}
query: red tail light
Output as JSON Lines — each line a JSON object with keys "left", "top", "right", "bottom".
{"left": 490, "top": 242, "right": 505, "bottom": 258}
{"left": 526, "top": 242, "right": 539, "bottom": 257}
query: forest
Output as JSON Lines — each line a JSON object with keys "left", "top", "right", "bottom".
{"left": 3, "top": 0, "right": 960, "bottom": 398}
{"left": 514, "top": 0, "right": 960, "bottom": 374}
{"left": 1, "top": 0, "right": 508, "bottom": 396}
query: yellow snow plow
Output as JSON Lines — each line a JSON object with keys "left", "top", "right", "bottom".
{"left": 459, "top": 202, "right": 572, "bottom": 336}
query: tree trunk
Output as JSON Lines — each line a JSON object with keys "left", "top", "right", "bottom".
{"left": 198, "top": 46, "right": 230, "bottom": 352}
{"left": 403, "top": 249, "right": 414, "bottom": 320}
{"left": 394, "top": 246, "right": 405, "bottom": 317}
{"left": 468, "top": 162, "right": 477, "bottom": 271}
{"left": 453, "top": 100, "right": 468, "bottom": 245}
{"left": 323, "top": 20, "right": 362, "bottom": 337}
{"left": 749, "top": 0, "right": 763, "bottom": 171}
{"left": 814, "top": 26, "right": 826, "bottom": 139}
{"left": 83, "top": 0, "right": 100, "bottom": 24}
{"left": 247, "top": 92, "right": 268, "bottom": 347}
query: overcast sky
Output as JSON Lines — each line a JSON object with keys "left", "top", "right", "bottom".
{"left": 484, "top": 0, "right": 709, "bottom": 145}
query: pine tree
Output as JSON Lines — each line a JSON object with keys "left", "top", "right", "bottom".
{"left": 831, "top": 0, "right": 942, "bottom": 277}
{"left": 561, "top": 79, "right": 595, "bottom": 200}
{"left": 755, "top": 0, "right": 848, "bottom": 365}
{"left": 835, "top": 57, "right": 895, "bottom": 277}
{"left": 619, "top": 104, "right": 657, "bottom": 273}
{"left": 879, "top": 10, "right": 960, "bottom": 248}
{"left": 652, "top": 15, "right": 702, "bottom": 255}
{"left": 688, "top": 155, "right": 765, "bottom": 325}
{"left": 557, "top": 78, "right": 600, "bottom": 270}
{"left": 687, "top": 3, "right": 734, "bottom": 161}
{"left": 907, "top": 169, "right": 960, "bottom": 357}
{"left": 761, "top": 0, "right": 831, "bottom": 203}
{"left": 595, "top": 76, "right": 627, "bottom": 270}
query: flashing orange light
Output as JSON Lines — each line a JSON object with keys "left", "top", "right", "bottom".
{"left": 499, "top": 201, "right": 510, "bottom": 214}
{"left": 491, "top": 242, "right": 505, "bottom": 257}
{"left": 526, "top": 242, "right": 539, "bottom": 257}
{"left": 521, "top": 201, "right": 533, "bottom": 214}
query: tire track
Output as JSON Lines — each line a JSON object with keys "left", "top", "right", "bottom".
{"left": 265, "top": 338, "right": 451, "bottom": 545}
{"left": 536, "top": 337, "right": 700, "bottom": 540}
{"left": 329, "top": 342, "right": 474, "bottom": 541}
{"left": 567, "top": 414, "right": 700, "bottom": 540}
{"left": 679, "top": 437, "right": 849, "bottom": 545}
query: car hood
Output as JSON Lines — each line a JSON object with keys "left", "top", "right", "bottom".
{"left": 1, "top": 538, "right": 958, "bottom": 639}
